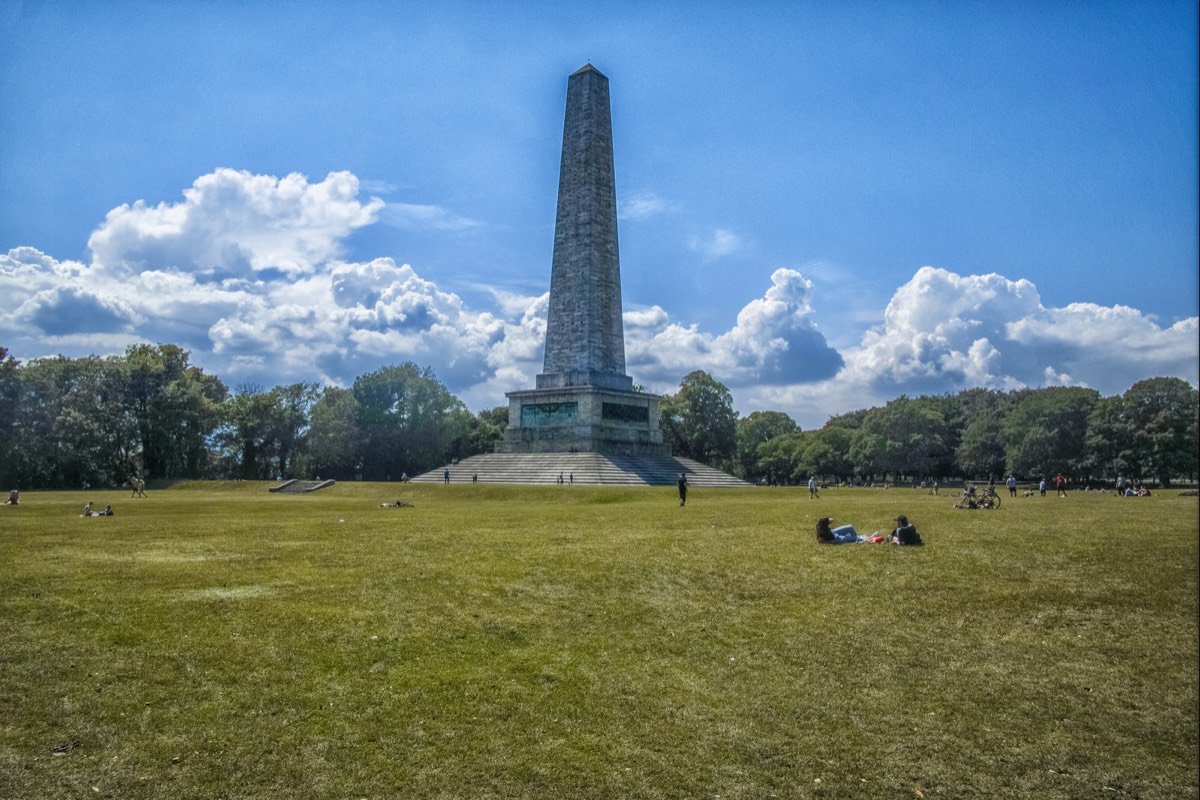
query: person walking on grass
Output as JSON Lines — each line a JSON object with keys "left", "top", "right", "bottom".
{"left": 1055, "top": 473, "right": 1067, "bottom": 497}
{"left": 677, "top": 473, "right": 688, "bottom": 507}
{"left": 808, "top": 476, "right": 819, "bottom": 499}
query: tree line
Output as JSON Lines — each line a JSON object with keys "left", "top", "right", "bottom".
{"left": 1, "top": 346, "right": 1196, "bottom": 489}
{"left": 660, "top": 371, "right": 1198, "bottom": 488}
{"left": 0, "top": 344, "right": 505, "bottom": 489}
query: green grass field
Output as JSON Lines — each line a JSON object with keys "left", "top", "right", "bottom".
{"left": 1, "top": 482, "right": 1196, "bottom": 799}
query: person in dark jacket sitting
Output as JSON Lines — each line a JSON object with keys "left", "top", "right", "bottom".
{"left": 890, "top": 515, "right": 923, "bottom": 546}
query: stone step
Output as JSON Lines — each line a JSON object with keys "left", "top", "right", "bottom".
{"left": 411, "top": 453, "right": 751, "bottom": 488}
{"left": 269, "top": 479, "right": 337, "bottom": 493}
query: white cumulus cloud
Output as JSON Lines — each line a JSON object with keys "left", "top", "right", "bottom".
{"left": 3, "top": 170, "right": 1195, "bottom": 434}
{"left": 750, "top": 266, "right": 1199, "bottom": 427}
{"left": 624, "top": 267, "right": 844, "bottom": 389}
{"left": 841, "top": 266, "right": 1198, "bottom": 395}
{"left": 87, "top": 168, "right": 383, "bottom": 277}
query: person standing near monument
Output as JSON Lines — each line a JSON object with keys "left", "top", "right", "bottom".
{"left": 677, "top": 473, "right": 688, "bottom": 506}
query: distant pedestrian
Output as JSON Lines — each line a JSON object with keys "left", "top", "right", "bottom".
{"left": 1006, "top": 475, "right": 1017, "bottom": 497}
{"left": 808, "top": 477, "right": 819, "bottom": 499}
{"left": 569, "top": 472, "right": 573, "bottom": 485}
{"left": 1115, "top": 475, "right": 1125, "bottom": 495}
{"left": 472, "top": 473, "right": 478, "bottom": 484}
{"left": 1039, "top": 477, "right": 1047, "bottom": 497}
{"left": 677, "top": 473, "right": 688, "bottom": 506}
{"left": 1055, "top": 473, "right": 1067, "bottom": 497}
{"left": 443, "top": 468, "right": 450, "bottom": 484}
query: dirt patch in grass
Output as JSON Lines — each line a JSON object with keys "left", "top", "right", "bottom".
{"left": 173, "top": 584, "right": 283, "bottom": 601}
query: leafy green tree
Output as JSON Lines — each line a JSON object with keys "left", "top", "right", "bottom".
{"left": 270, "top": 383, "right": 320, "bottom": 478}
{"left": 0, "top": 348, "right": 21, "bottom": 488}
{"left": 353, "top": 363, "right": 469, "bottom": 480}
{"left": 1085, "top": 395, "right": 1139, "bottom": 481}
{"left": 660, "top": 371, "right": 738, "bottom": 468}
{"left": 736, "top": 411, "right": 799, "bottom": 481}
{"left": 823, "top": 408, "right": 869, "bottom": 430}
{"left": 1002, "top": 387, "right": 1099, "bottom": 479}
{"left": 799, "top": 425, "right": 856, "bottom": 483}
{"left": 213, "top": 383, "right": 320, "bottom": 480}
{"left": 755, "top": 431, "right": 807, "bottom": 485}
{"left": 214, "top": 387, "right": 280, "bottom": 480}
{"left": 849, "top": 396, "right": 950, "bottom": 481}
{"left": 9, "top": 355, "right": 136, "bottom": 488}
{"left": 306, "top": 387, "right": 364, "bottom": 481}
{"left": 468, "top": 406, "right": 509, "bottom": 455}
{"left": 954, "top": 389, "right": 1010, "bottom": 479}
{"left": 1120, "top": 377, "right": 1199, "bottom": 485}
{"left": 125, "top": 344, "right": 226, "bottom": 479}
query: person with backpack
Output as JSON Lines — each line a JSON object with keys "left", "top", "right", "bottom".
{"left": 890, "top": 515, "right": 923, "bottom": 546}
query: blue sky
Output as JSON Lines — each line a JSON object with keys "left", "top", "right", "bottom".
{"left": 1, "top": 0, "right": 1196, "bottom": 427}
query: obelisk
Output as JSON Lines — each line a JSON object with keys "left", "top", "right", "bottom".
{"left": 496, "top": 64, "right": 665, "bottom": 455}
{"left": 537, "top": 64, "right": 631, "bottom": 392}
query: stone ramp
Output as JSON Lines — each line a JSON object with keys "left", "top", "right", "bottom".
{"left": 411, "top": 453, "right": 751, "bottom": 488}
{"left": 269, "top": 479, "right": 337, "bottom": 493}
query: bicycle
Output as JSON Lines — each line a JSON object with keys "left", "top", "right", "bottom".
{"left": 955, "top": 484, "right": 1002, "bottom": 510}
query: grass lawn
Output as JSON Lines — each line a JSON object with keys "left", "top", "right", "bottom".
{"left": 1, "top": 481, "right": 1196, "bottom": 799}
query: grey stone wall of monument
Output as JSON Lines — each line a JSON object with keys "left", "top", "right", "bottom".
{"left": 538, "top": 64, "right": 631, "bottom": 393}
{"left": 497, "top": 64, "right": 666, "bottom": 456}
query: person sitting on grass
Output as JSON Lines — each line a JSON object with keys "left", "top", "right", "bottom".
{"left": 82, "top": 502, "right": 95, "bottom": 517}
{"left": 4, "top": 488, "right": 17, "bottom": 505}
{"left": 816, "top": 516, "right": 864, "bottom": 544}
{"left": 889, "top": 515, "right": 923, "bottom": 546}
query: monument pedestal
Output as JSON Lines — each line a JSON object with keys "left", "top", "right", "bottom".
{"left": 495, "top": 65, "right": 667, "bottom": 460}
{"left": 496, "top": 385, "right": 666, "bottom": 456}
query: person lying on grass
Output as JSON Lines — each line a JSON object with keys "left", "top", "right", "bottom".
{"left": 815, "top": 516, "right": 875, "bottom": 544}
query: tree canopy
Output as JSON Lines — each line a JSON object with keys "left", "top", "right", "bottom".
{"left": 0, "top": 344, "right": 1194, "bottom": 488}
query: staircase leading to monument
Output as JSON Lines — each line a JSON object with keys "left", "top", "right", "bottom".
{"left": 269, "top": 479, "right": 337, "bottom": 493}
{"left": 410, "top": 453, "right": 752, "bottom": 488}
